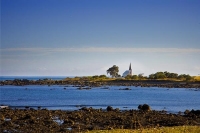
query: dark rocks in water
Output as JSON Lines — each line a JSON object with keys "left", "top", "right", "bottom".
{"left": 77, "top": 87, "right": 91, "bottom": 90}
{"left": 138, "top": 104, "right": 151, "bottom": 111}
{"left": 106, "top": 106, "right": 114, "bottom": 111}
{"left": 138, "top": 105, "right": 143, "bottom": 110}
{"left": 38, "top": 106, "right": 41, "bottom": 110}
{"left": 119, "top": 87, "right": 131, "bottom": 90}
{"left": 184, "top": 109, "right": 200, "bottom": 117}
{"left": 190, "top": 109, "right": 200, "bottom": 116}
{"left": 142, "top": 104, "right": 151, "bottom": 111}
{"left": 83, "top": 87, "right": 91, "bottom": 90}
{"left": 77, "top": 87, "right": 82, "bottom": 90}
{"left": 25, "top": 106, "right": 29, "bottom": 109}
{"left": 80, "top": 107, "right": 90, "bottom": 111}
{"left": 184, "top": 109, "right": 190, "bottom": 115}
{"left": 101, "top": 87, "right": 109, "bottom": 89}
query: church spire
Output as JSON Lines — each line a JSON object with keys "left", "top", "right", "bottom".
{"left": 129, "top": 63, "right": 132, "bottom": 75}
{"left": 129, "top": 63, "right": 131, "bottom": 70}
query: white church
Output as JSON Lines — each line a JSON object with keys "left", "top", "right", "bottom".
{"left": 122, "top": 63, "right": 132, "bottom": 77}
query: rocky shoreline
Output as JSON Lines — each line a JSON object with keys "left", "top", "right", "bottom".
{"left": 1, "top": 106, "right": 200, "bottom": 132}
{"left": 1, "top": 79, "right": 200, "bottom": 89}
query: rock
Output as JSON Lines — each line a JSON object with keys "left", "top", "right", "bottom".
{"left": 138, "top": 105, "right": 143, "bottom": 110}
{"left": 142, "top": 104, "right": 151, "bottom": 111}
{"left": 138, "top": 104, "right": 151, "bottom": 111}
{"left": 80, "top": 107, "right": 90, "bottom": 111}
{"left": 63, "top": 119, "right": 74, "bottom": 125}
{"left": 184, "top": 109, "right": 190, "bottom": 115}
{"left": 107, "top": 106, "right": 113, "bottom": 111}
{"left": 119, "top": 88, "right": 131, "bottom": 90}
{"left": 1, "top": 107, "right": 200, "bottom": 132}
{"left": 190, "top": 109, "right": 200, "bottom": 116}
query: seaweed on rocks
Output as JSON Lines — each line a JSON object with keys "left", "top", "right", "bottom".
{"left": 1, "top": 107, "right": 200, "bottom": 132}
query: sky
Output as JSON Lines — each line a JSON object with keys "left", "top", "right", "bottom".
{"left": 1, "top": 0, "right": 200, "bottom": 76}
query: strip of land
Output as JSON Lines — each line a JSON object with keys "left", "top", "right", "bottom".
{"left": 1, "top": 78, "right": 200, "bottom": 88}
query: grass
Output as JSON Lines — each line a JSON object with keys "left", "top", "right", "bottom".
{"left": 194, "top": 76, "right": 200, "bottom": 81}
{"left": 86, "top": 126, "right": 200, "bottom": 133}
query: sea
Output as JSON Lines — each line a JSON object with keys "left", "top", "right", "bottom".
{"left": 0, "top": 76, "right": 69, "bottom": 81}
{"left": 0, "top": 76, "right": 200, "bottom": 113}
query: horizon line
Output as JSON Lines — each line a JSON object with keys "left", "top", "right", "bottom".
{"left": 1, "top": 47, "right": 200, "bottom": 53}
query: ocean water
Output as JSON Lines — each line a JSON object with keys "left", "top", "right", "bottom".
{"left": 0, "top": 85, "right": 199, "bottom": 113}
{"left": 0, "top": 76, "right": 69, "bottom": 81}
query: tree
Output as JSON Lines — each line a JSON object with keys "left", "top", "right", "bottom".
{"left": 154, "top": 72, "right": 166, "bottom": 79}
{"left": 149, "top": 74, "right": 155, "bottom": 79}
{"left": 164, "top": 71, "right": 170, "bottom": 78}
{"left": 138, "top": 73, "right": 144, "bottom": 80}
{"left": 125, "top": 75, "right": 132, "bottom": 80}
{"left": 178, "top": 74, "right": 192, "bottom": 81}
{"left": 107, "top": 65, "right": 119, "bottom": 78}
{"left": 99, "top": 75, "right": 107, "bottom": 79}
{"left": 92, "top": 75, "right": 99, "bottom": 79}
{"left": 164, "top": 71, "right": 178, "bottom": 78}
{"left": 132, "top": 75, "right": 138, "bottom": 80}
{"left": 168, "top": 73, "right": 178, "bottom": 78}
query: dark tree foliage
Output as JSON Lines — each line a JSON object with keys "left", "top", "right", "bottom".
{"left": 92, "top": 75, "right": 99, "bottom": 79}
{"left": 164, "top": 71, "right": 178, "bottom": 78}
{"left": 132, "top": 75, "right": 138, "bottom": 79}
{"left": 138, "top": 73, "right": 144, "bottom": 79}
{"left": 178, "top": 74, "right": 192, "bottom": 81}
{"left": 150, "top": 72, "right": 165, "bottom": 79}
{"left": 125, "top": 75, "right": 139, "bottom": 80}
{"left": 99, "top": 75, "right": 107, "bottom": 78}
{"left": 107, "top": 65, "right": 119, "bottom": 78}
{"left": 125, "top": 75, "right": 132, "bottom": 79}
{"left": 149, "top": 71, "right": 192, "bottom": 81}
{"left": 149, "top": 74, "right": 155, "bottom": 79}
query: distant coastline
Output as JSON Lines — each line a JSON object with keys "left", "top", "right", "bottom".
{"left": 1, "top": 76, "right": 200, "bottom": 89}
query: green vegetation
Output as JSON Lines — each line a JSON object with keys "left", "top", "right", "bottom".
{"left": 125, "top": 74, "right": 146, "bottom": 80}
{"left": 64, "top": 75, "right": 113, "bottom": 82}
{"left": 63, "top": 65, "right": 198, "bottom": 82}
{"left": 130, "top": 71, "right": 195, "bottom": 81}
{"left": 64, "top": 72, "right": 197, "bottom": 82}
{"left": 148, "top": 71, "right": 193, "bottom": 81}
{"left": 86, "top": 126, "right": 200, "bottom": 133}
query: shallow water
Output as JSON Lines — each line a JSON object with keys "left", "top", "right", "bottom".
{"left": 0, "top": 85, "right": 199, "bottom": 113}
{"left": 0, "top": 76, "right": 68, "bottom": 81}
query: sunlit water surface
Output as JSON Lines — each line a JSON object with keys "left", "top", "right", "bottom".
{"left": 1, "top": 85, "right": 199, "bottom": 113}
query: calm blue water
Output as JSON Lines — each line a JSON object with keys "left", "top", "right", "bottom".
{"left": 0, "top": 85, "right": 199, "bottom": 113}
{"left": 0, "top": 76, "right": 72, "bottom": 81}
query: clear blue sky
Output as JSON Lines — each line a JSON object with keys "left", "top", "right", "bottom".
{"left": 1, "top": 0, "right": 200, "bottom": 76}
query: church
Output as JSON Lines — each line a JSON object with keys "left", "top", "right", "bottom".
{"left": 122, "top": 63, "right": 132, "bottom": 77}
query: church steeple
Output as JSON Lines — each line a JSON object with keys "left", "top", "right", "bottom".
{"left": 129, "top": 63, "right": 132, "bottom": 75}
{"left": 129, "top": 63, "right": 131, "bottom": 70}
{"left": 122, "top": 63, "right": 133, "bottom": 77}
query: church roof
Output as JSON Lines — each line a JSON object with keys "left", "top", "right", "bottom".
{"left": 122, "top": 70, "right": 130, "bottom": 77}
